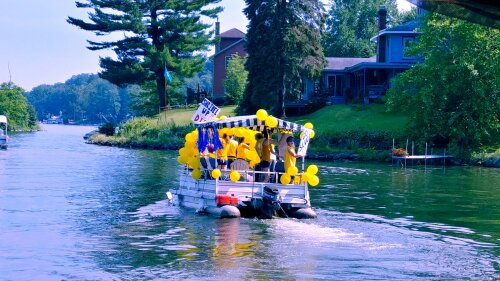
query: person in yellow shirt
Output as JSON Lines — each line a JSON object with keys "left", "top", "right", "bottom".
{"left": 236, "top": 138, "right": 250, "bottom": 160}
{"left": 217, "top": 134, "right": 231, "bottom": 170}
{"left": 284, "top": 136, "right": 302, "bottom": 173}
{"left": 226, "top": 134, "right": 238, "bottom": 168}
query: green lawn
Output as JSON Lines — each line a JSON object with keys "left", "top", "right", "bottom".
{"left": 156, "top": 104, "right": 407, "bottom": 133}
{"left": 156, "top": 105, "right": 236, "bottom": 126}
{"left": 289, "top": 104, "right": 408, "bottom": 133}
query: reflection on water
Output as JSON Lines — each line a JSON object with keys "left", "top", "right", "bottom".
{"left": 0, "top": 125, "right": 498, "bottom": 280}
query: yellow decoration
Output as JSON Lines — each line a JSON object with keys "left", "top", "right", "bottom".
{"left": 287, "top": 166, "right": 298, "bottom": 176}
{"left": 230, "top": 170, "right": 241, "bottom": 182}
{"left": 179, "top": 147, "right": 189, "bottom": 157}
{"left": 280, "top": 173, "right": 291, "bottom": 185}
{"left": 265, "top": 116, "right": 278, "bottom": 128}
{"left": 177, "top": 156, "right": 188, "bottom": 165}
{"left": 304, "top": 122, "right": 314, "bottom": 129}
{"left": 234, "top": 128, "right": 244, "bottom": 138}
{"left": 246, "top": 150, "right": 258, "bottom": 162}
{"left": 188, "top": 157, "right": 200, "bottom": 169}
{"left": 308, "top": 175, "right": 319, "bottom": 187}
{"left": 185, "top": 132, "right": 197, "bottom": 143}
{"left": 301, "top": 172, "right": 311, "bottom": 183}
{"left": 211, "top": 169, "right": 221, "bottom": 179}
{"left": 219, "top": 115, "right": 227, "bottom": 120}
{"left": 310, "top": 130, "right": 315, "bottom": 139}
{"left": 307, "top": 165, "right": 318, "bottom": 175}
{"left": 212, "top": 117, "right": 219, "bottom": 121}
{"left": 294, "top": 176, "right": 301, "bottom": 184}
{"left": 192, "top": 169, "right": 203, "bottom": 180}
{"left": 249, "top": 160, "right": 257, "bottom": 169}
{"left": 256, "top": 109, "right": 268, "bottom": 121}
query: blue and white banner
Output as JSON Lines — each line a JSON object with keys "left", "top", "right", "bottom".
{"left": 192, "top": 98, "right": 221, "bottom": 123}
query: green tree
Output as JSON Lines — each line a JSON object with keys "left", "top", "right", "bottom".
{"left": 322, "top": 0, "right": 399, "bottom": 57}
{"left": 385, "top": 13, "right": 500, "bottom": 155}
{"left": 241, "top": 0, "right": 326, "bottom": 117}
{"left": 224, "top": 54, "right": 248, "bottom": 104}
{"left": 67, "top": 0, "right": 221, "bottom": 110}
{"left": 0, "top": 83, "right": 38, "bottom": 131}
{"left": 26, "top": 74, "right": 125, "bottom": 124}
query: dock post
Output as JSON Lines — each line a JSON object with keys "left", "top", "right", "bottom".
{"left": 425, "top": 142, "right": 428, "bottom": 169}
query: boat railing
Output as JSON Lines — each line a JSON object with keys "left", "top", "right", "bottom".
{"left": 181, "top": 165, "right": 306, "bottom": 185}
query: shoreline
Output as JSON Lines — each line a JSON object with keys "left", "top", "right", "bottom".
{"left": 85, "top": 133, "right": 500, "bottom": 167}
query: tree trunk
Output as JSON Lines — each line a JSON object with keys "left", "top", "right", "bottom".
{"left": 278, "top": 75, "right": 286, "bottom": 118}
{"left": 156, "top": 72, "right": 167, "bottom": 110}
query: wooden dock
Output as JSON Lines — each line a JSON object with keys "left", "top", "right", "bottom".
{"left": 392, "top": 139, "right": 453, "bottom": 167}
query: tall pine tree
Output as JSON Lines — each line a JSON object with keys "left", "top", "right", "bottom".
{"left": 241, "top": 0, "right": 326, "bottom": 117}
{"left": 68, "top": 0, "right": 221, "bottom": 110}
{"left": 322, "top": 0, "right": 399, "bottom": 57}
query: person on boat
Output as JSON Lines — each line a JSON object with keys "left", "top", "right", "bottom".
{"left": 278, "top": 131, "right": 292, "bottom": 161}
{"left": 284, "top": 136, "right": 302, "bottom": 176}
{"left": 217, "top": 133, "right": 231, "bottom": 170}
{"left": 260, "top": 129, "right": 277, "bottom": 182}
{"left": 236, "top": 137, "right": 250, "bottom": 161}
{"left": 227, "top": 134, "right": 238, "bottom": 168}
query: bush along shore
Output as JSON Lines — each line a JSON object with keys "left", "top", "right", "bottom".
{"left": 87, "top": 118, "right": 499, "bottom": 167}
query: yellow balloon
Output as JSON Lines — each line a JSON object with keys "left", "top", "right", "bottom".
{"left": 308, "top": 175, "right": 319, "bottom": 187}
{"left": 280, "top": 173, "right": 291, "bottom": 185}
{"left": 219, "top": 115, "right": 227, "bottom": 120}
{"left": 310, "top": 130, "right": 315, "bottom": 139}
{"left": 212, "top": 117, "right": 219, "bottom": 121}
{"left": 185, "top": 133, "right": 193, "bottom": 142}
{"left": 293, "top": 176, "right": 301, "bottom": 184}
{"left": 287, "top": 166, "right": 298, "bottom": 176}
{"left": 265, "top": 115, "right": 278, "bottom": 128}
{"left": 246, "top": 150, "right": 257, "bottom": 161}
{"left": 179, "top": 147, "right": 189, "bottom": 157}
{"left": 304, "top": 122, "right": 314, "bottom": 129}
{"left": 177, "top": 156, "right": 188, "bottom": 165}
{"left": 211, "top": 169, "right": 221, "bottom": 179}
{"left": 307, "top": 165, "right": 318, "bottom": 175}
{"left": 256, "top": 109, "right": 268, "bottom": 121}
{"left": 230, "top": 170, "right": 240, "bottom": 182}
{"left": 189, "top": 157, "right": 200, "bottom": 169}
{"left": 249, "top": 160, "right": 257, "bottom": 169}
{"left": 192, "top": 169, "right": 203, "bottom": 180}
{"left": 301, "top": 172, "right": 311, "bottom": 183}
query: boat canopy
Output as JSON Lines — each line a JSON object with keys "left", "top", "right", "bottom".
{"left": 0, "top": 115, "right": 7, "bottom": 124}
{"left": 193, "top": 115, "right": 304, "bottom": 132}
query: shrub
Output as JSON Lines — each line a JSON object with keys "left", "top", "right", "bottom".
{"left": 98, "top": 122, "right": 116, "bottom": 136}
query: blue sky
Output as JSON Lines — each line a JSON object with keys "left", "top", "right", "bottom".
{"left": 0, "top": 0, "right": 412, "bottom": 91}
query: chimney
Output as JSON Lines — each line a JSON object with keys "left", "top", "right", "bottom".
{"left": 377, "top": 6, "right": 387, "bottom": 62}
{"left": 215, "top": 18, "right": 220, "bottom": 53}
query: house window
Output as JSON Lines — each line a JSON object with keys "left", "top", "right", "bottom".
{"left": 225, "top": 56, "right": 232, "bottom": 69}
{"left": 327, "top": 75, "right": 344, "bottom": 97}
{"left": 402, "top": 37, "right": 415, "bottom": 58}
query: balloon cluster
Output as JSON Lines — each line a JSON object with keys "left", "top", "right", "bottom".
{"left": 177, "top": 129, "right": 202, "bottom": 180}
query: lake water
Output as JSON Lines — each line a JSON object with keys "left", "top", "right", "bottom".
{"left": 0, "top": 125, "right": 498, "bottom": 280}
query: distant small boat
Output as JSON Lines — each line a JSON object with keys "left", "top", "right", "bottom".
{"left": 0, "top": 115, "right": 9, "bottom": 150}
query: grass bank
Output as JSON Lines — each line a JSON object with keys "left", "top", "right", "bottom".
{"left": 290, "top": 104, "right": 408, "bottom": 161}
{"left": 88, "top": 106, "right": 236, "bottom": 149}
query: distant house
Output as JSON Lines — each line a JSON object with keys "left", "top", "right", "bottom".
{"left": 213, "top": 6, "right": 420, "bottom": 104}
{"left": 212, "top": 21, "right": 247, "bottom": 101}
{"left": 319, "top": 6, "right": 420, "bottom": 104}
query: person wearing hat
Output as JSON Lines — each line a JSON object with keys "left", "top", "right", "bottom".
{"left": 284, "top": 136, "right": 301, "bottom": 173}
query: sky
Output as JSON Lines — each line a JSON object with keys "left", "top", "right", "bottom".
{"left": 0, "top": 0, "right": 413, "bottom": 91}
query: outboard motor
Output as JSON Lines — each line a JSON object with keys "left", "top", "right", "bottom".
{"left": 260, "top": 186, "right": 280, "bottom": 219}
